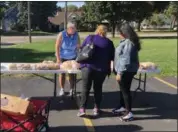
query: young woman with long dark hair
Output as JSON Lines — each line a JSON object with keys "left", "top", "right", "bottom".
{"left": 113, "top": 23, "right": 141, "bottom": 121}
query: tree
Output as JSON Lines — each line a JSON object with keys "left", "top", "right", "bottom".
{"left": 148, "top": 13, "right": 165, "bottom": 28}
{"left": 30, "top": 2, "right": 57, "bottom": 31}
{"left": 126, "top": 2, "right": 169, "bottom": 31}
{"left": 5, "top": 1, "right": 57, "bottom": 32}
{"left": 15, "top": 2, "right": 28, "bottom": 32}
{"left": 67, "top": 4, "right": 78, "bottom": 12}
{"left": 165, "top": 2, "right": 178, "bottom": 29}
{"left": 83, "top": 1, "right": 155, "bottom": 37}
{"left": 78, "top": 5, "right": 85, "bottom": 12}
{"left": 128, "top": 2, "right": 153, "bottom": 31}
{"left": 82, "top": 2, "right": 131, "bottom": 37}
{"left": 153, "top": 1, "right": 170, "bottom": 12}
{"left": 0, "top": 2, "right": 7, "bottom": 19}
{"left": 0, "top": 2, "right": 8, "bottom": 43}
{"left": 57, "top": 6, "right": 62, "bottom": 12}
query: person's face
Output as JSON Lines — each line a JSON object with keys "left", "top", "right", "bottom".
{"left": 118, "top": 32, "right": 125, "bottom": 40}
{"left": 67, "top": 26, "right": 76, "bottom": 35}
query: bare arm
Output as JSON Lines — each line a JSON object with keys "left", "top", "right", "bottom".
{"left": 55, "top": 32, "right": 62, "bottom": 63}
{"left": 110, "top": 41, "right": 115, "bottom": 72}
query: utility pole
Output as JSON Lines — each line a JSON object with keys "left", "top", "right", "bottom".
{"left": 28, "top": 1, "right": 32, "bottom": 43}
{"left": 0, "top": 20, "right": 2, "bottom": 44}
{"left": 64, "top": 1, "right": 67, "bottom": 30}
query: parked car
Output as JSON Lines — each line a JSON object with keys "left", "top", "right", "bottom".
{"left": 173, "top": 26, "right": 177, "bottom": 31}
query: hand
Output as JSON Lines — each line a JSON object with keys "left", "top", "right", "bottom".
{"left": 56, "top": 59, "right": 60, "bottom": 64}
{"left": 110, "top": 67, "right": 113, "bottom": 72}
{"left": 110, "top": 61, "right": 113, "bottom": 72}
{"left": 116, "top": 74, "right": 121, "bottom": 82}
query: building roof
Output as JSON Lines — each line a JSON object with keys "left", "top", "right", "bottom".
{"left": 48, "top": 11, "right": 82, "bottom": 25}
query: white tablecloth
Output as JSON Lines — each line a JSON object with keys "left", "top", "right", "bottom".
{"left": 1, "top": 63, "right": 160, "bottom": 74}
{"left": 1, "top": 63, "right": 81, "bottom": 74}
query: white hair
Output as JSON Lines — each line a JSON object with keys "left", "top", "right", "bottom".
{"left": 67, "top": 22, "right": 76, "bottom": 28}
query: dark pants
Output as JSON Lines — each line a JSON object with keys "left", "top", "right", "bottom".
{"left": 80, "top": 67, "right": 107, "bottom": 109}
{"left": 118, "top": 72, "right": 136, "bottom": 112}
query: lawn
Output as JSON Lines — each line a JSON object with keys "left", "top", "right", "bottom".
{"left": 1, "top": 30, "right": 55, "bottom": 36}
{"left": 1, "top": 38, "right": 177, "bottom": 77}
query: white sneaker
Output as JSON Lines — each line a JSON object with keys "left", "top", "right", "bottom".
{"left": 59, "top": 89, "right": 64, "bottom": 96}
{"left": 69, "top": 89, "right": 73, "bottom": 96}
{"left": 122, "top": 112, "right": 133, "bottom": 120}
{"left": 112, "top": 107, "right": 126, "bottom": 114}
{"left": 120, "top": 112, "right": 134, "bottom": 121}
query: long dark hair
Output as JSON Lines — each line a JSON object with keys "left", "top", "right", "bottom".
{"left": 118, "top": 23, "right": 141, "bottom": 51}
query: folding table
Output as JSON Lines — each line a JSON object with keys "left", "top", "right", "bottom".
{"left": 1, "top": 63, "right": 81, "bottom": 132}
{"left": 133, "top": 68, "right": 160, "bottom": 99}
{"left": 1, "top": 63, "right": 81, "bottom": 99}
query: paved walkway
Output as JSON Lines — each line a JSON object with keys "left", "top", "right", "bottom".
{"left": 1, "top": 76, "right": 177, "bottom": 132}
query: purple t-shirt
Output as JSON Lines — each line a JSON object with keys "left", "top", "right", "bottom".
{"left": 80, "top": 34, "right": 115, "bottom": 73}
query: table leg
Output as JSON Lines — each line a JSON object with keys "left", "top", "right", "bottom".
{"left": 143, "top": 73, "right": 147, "bottom": 92}
{"left": 133, "top": 73, "right": 142, "bottom": 99}
{"left": 72, "top": 74, "right": 77, "bottom": 99}
{"left": 54, "top": 73, "right": 57, "bottom": 98}
{"left": 138, "top": 73, "right": 141, "bottom": 90}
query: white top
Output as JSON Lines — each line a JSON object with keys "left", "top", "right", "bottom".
{"left": 1, "top": 63, "right": 160, "bottom": 74}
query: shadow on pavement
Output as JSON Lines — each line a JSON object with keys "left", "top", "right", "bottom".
{"left": 31, "top": 96, "right": 78, "bottom": 111}
{"left": 49, "top": 124, "right": 143, "bottom": 132}
{"left": 31, "top": 89, "right": 178, "bottom": 121}
{"left": 85, "top": 91, "right": 178, "bottom": 121}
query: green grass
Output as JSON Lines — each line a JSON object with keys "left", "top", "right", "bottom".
{"left": 2, "top": 30, "right": 55, "bottom": 36}
{"left": 1, "top": 38, "right": 177, "bottom": 77}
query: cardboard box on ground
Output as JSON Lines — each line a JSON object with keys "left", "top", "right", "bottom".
{"left": 0, "top": 94, "right": 33, "bottom": 116}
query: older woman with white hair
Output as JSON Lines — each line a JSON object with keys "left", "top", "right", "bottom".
{"left": 55, "top": 22, "right": 80, "bottom": 96}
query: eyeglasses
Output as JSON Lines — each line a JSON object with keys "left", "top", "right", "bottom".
{"left": 69, "top": 27, "right": 75, "bottom": 30}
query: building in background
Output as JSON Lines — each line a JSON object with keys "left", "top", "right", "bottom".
{"left": 48, "top": 11, "right": 82, "bottom": 31}
{"left": 2, "top": 5, "right": 18, "bottom": 31}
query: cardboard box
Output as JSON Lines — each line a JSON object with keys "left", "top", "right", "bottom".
{"left": 0, "top": 94, "right": 32, "bottom": 115}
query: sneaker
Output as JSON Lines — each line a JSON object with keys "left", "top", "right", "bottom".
{"left": 112, "top": 107, "right": 126, "bottom": 114}
{"left": 69, "top": 89, "right": 73, "bottom": 96}
{"left": 77, "top": 108, "right": 86, "bottom": 117}
{"left": 59, "top": 89, "right": 64, "bottom": 96}
{"left": 93, "top": 108, "right": 101, "bottom": 116}
{"left": 119, "top": 112, "right": 134, "bottom": 122}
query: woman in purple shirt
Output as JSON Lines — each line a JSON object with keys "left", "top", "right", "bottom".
{"left": 77, "top": 25, "right": 115, "bottom": 117}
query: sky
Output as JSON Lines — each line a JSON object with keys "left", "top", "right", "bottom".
{"left": 57, "top": 1, "right": 84, "bottom": 7}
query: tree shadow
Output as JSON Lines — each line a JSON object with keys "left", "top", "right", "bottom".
{"left": 0, "top": 43, "right": 15, "bottom": 46}
{"left": 1, "top": 31, "right": 55, "bottom": 36}
{"left": 0, "top": 48, "right": 55, "bottom": 62}
{"left": 30, "top": 88, "right": 178, "bottom": 122}
{"left": 49, "top": 124, "right": 143, "bottom": 132}
{"left": 74, "top": 77, "right": 178, "bottom": 121}
{"left": 31, "top": 96, "right": 79, "bottom": 112}
{"left": 82, "top": 91, "right": 178, "bottom": 121}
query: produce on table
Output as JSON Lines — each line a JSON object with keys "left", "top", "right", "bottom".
{"left": 139, "top": 62, "right": 157, "bottom": 70}
{"left": 60, "top": 60, "right": 80, "bottom": 70}
{"left": 8, "top": 64, "right": 17, "bottom": 70}
{"left": 8, "top": 60, "right": 60, "bottom": 70}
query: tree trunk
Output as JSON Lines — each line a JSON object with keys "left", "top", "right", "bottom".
{"left": 172, "top": 16, "right": 176, "bottom": 29}
{"left": 0, "top": 33, "right": 1, "bottom": 44}
{"left": 112, "top": 22, "right": 115, "bottom": 38}
{"left": 0, "top": 20, "right": 2, "bottom": 44}
{"left": 137, "top": 20, "right": 141, "bottom": 32}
